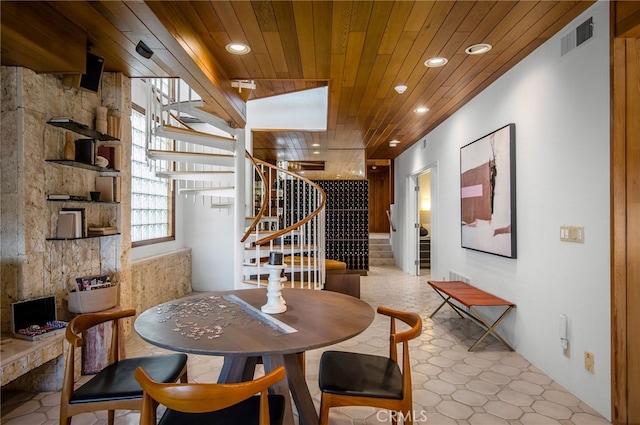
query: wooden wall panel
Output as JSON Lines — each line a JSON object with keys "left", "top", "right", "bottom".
{"left": 0, "top": 2, "right": 86, "bottom": 73}
{"left": 368, "top": 168, "right": 390, "bottom": 233}
{"left": 623, "top": 37, "right": 640, "bottom": 424}
{"left": 611, "top": 1, "right": 640, "bottom": 422}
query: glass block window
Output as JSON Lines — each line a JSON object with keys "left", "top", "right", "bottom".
{"left": 131, "top": 105, "right": 174, "bottom": 245}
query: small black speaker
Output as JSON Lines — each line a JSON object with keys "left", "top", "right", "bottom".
{"left": 79, "top": 52, "right": 104, "bottom": 93}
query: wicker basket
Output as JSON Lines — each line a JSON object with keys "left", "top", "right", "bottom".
{"left": 68, "top": 285, "right": 118, "bottom": 313}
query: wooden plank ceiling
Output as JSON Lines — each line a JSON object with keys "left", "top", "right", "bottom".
{"left": 1, "top": 0, "right": 594, "bottom": 179}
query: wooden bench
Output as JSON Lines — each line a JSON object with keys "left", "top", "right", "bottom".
{"left": 283, "top": 256, "right": 347, "bottom": 272}
{"left": 427, "top": 280, "right": 516, "bottom": 351}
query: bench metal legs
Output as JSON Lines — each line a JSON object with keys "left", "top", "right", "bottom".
{"left": 430, "top": 291, "right": 515, "bottom": 351}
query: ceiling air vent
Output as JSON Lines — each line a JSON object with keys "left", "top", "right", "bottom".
{"left": 561, "top": 17, "right": 593, "bottom": 56}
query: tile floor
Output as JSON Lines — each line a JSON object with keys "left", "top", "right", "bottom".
{"left": 1, "top": 264, "right": 612, "bottom": 425}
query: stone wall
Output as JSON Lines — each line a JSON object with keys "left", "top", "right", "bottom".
{"left": 131, "top": 248, "right": 192, "bottom": 314}
{"left": 0, "top": 67, "right": 132, "bottom": 390}
{"left": 1, "top": 67, "right": 132, "bottom": 326}
{"left": 0, "top": 67, "right": 195, "bottom": 391}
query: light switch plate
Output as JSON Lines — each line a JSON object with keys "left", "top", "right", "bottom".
{"left": 560, "top": 226, "right": 584, "bottom": 243}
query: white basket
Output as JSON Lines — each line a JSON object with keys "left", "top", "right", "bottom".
{"left": 68, "top": 285, "right": 118, "bottom": 313}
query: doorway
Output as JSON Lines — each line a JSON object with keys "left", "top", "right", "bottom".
{"left": 417, "top": 171, "right": 432, "bottom": 275}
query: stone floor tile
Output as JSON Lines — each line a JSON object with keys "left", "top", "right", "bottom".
{"left": 497, "top": 389, "right": 535, "bottom": 407}
{"left": 509, "top": 380, "right": 545, "bottom": 396}
{"left": 490, "top": 364, "right": 523, "bottom": 376}
{"left": 520, "top": 371, "right": 554, "bottom": 386}
{"left": 440, "top": 371, "right": 471, "bottom": 385}
{"left": 452, "top": 363, "right": 483, "bottom": 376}
{"left": 413, "top": 388, "right": 445, "bottom": 407}
{"left": 430, "top": 355, "right": 457, "bottom": 367}
{"left": 464, "top": 356, "right": 494, "bottom": 369}
{"left": 479, "top": 370, "right": 512, "bottom": 385}
{"left": 468, "top": 412, "right": 511, "bottom": 424}
{"left": 2, "top": 400, "right": 41, "bottom": 418}
{"left": 3, "top": 412, "right": 49, "bottom": 425}
{"left": 520, "top": 412, "right": 562, "bottom": 424}
{"left": 436, "top": 400, "right": 475, "bottom": 420}
{"left": 569, "top": 413, "right": 614, "bottom": 424}
{"left": 484, "top": 400, "right": 525, "bottom": 420}
{"left": 532, "top": 400, "right": 573, "bottom": 420}
{"left": 542, "top": 389, "right": 582, "bottom": 407}
{"left": 466, "top": 379, "right": 502, "bottom": 395}
{"left": 1, "top": 265, "right": 612, "bottom": 425}
{"left": 451, "top": 389, "right": 489, "bottom": 407}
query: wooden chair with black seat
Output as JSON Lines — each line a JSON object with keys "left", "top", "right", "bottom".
{"left": 60, "top": 308, "right": 188, "bottom": 425}
{"left": 134, "top": 365, "right": 287, "bottom": 425}
{"left": 318, "top": 306, "right": 423, "bottom": 425}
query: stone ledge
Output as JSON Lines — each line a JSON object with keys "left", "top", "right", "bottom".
{"left": 1, "top": 329, "right": 65, "bottom": 387}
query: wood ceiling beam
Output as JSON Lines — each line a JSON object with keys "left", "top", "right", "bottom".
{"left": 127, "top": 1, "right": 247, "bottom": 127}
{"left": 0, "top": 2, "right": 86, "bottom": 73}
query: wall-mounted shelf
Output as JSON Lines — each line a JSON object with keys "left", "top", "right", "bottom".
{"left": 45, "top": 159, "right": 119, "bottom": 173}
{"left": 45, "top": 115, "right": 121, "bottom": 241}
{"left": 46, "top": 233, "right": 121, "bottom": 241}
{"left": 47, "top": 118, "right": 119, "bottom": 142}
{"left": 420, "top": 237, "right": 431, "bottom": 268}
{"left": 46, "top": 198, "right": 119, "bottom": 204}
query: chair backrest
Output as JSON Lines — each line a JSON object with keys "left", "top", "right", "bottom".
{"left": 135, "top": 365, "right": 287, "bottom": 425}
{"left": 62, "top": 308, "right": 137, "bottom": 405}
{"left": 377, "top": 306, "right": 422, "bottom": 392}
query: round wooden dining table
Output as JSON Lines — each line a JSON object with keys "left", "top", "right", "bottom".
{"left": 134, "top": 287, "right": 375, "bottom": 425}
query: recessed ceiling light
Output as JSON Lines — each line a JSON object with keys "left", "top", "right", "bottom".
{"left": 465, "top": 43, "right": 492, "bottom": 55}
{"left": 372, "top": 166, "right": 377, "bottom": 170}
{"left": 424, "top": 57, "right": 448, "bottom": 67}
{"left": 311, "top": 143, "right": 320, "bottom": 147}
{"left": 389, "top": 140, "right": 400, "bottom": 147}
{"left": 225, "top": 43, "right": 251, "bottom": 55}
{"left": 394, "top": 85, "right": 407, "bottom": 94}
{"left": 414, "top": 106, "right": 429, "bottom": 114}
{"left": 313, "top": 151, "right": 320, "bottom": 155}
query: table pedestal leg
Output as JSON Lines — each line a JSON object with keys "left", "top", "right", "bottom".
{"left": 263, "top": 353, "right": 317, "bottom": 425}
{"left": 219, "top": 356, "right": 258, "bottom": 383}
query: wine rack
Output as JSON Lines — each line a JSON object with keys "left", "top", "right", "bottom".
{"left": 314, "top": 180, "right": 369, "bottom": 271}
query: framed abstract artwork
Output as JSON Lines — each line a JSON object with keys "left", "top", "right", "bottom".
{"left": 460, "top": 123, "right": 517, "bottom": 258}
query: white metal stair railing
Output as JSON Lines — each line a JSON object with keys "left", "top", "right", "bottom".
{"left": 143, "top": 78, "right": 326, "bottom": 288}
{"left": 144, "top": 78, "right": 238, "bottom": 207}
{"left": 242, "top": 154, "right": 326, "bottom": 290}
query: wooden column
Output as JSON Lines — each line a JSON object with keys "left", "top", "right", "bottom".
{"left": 611, "top": 2, "right": 640, "bottom": 423}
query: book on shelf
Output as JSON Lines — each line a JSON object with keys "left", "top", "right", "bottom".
{"left": 95, "top": 175, "right": 121, "bottom": 202}
{"left": 60, "top": 208, "right": 86, "bottom": 238}
{"left": 48, "top": 117, "right": 72, "bottom": 123}
{"left": 56, "top": 213, "right": 76, "bottom": 238}
{"left": 47, "top": 194, "right": 88, "bottom": 201}
{"left": 97, "top": 144, "right": 122, "bottom": 170}
{"left": 88, "top": 226, "right": 118, "bottom": 236}
{"left": 74, "top": 138, "right": 96, "bottom": 165}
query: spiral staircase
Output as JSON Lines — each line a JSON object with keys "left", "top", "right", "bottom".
{"left": 144, "top": 79, "right": 326, "bottom": 289}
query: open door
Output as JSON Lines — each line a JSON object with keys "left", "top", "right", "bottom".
{"left": 417, "top": 171, "right": 432, "bottom": 275}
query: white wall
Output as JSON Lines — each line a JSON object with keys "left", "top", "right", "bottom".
{"left": 181, "top": 198, "right": 237, "bottom": 291}
{"left": 129, "top": 79, "right": 238, "bottom": 291}
{"left": 393, "top": 2, "right": 610, "bottom": 419}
